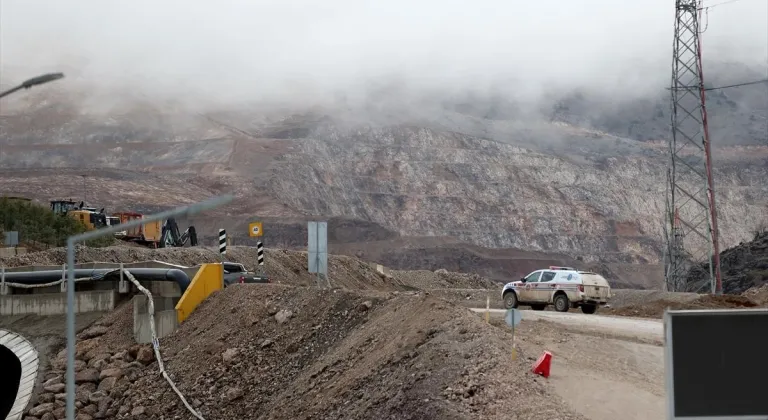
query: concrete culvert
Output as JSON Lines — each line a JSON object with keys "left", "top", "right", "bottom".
{"left": 0, "top": 344, "right": 21, "bottom": 419}
{"left": 0, "top": 330, "right": 38, "bottom": 420}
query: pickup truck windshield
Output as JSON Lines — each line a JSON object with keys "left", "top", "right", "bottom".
{"left": 222, "top": 263, "right": 245, "bottom": 273}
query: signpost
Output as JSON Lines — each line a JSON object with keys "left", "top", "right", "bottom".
{"left": 248, "top": 222, "right": 263, "bottom": 237}
{"left": 504, "top": 308, "right": 522, "bottom": 360}
{"left": 4, "top": 231, "right": 18, "bottom": 247}
{"left": 248, "top": 222, "right": 266, "bottom": 275}
{"left": 307, "top": 221, "right": 328, "bottom": 288}
{"left": 664, "top": 308, "right": 768, "bottom": 419}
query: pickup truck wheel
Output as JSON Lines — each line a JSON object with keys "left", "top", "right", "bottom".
{"left": 554, "top": 294, "right": 570, "bottom": 312}
{"left": 503, "top": 292, "right": 519, "bottom": 309}
{"left": 530, "top": 304, "right": 546, "bottom": 311}
{"left": 581, "top": 304, "right": 597, "bottom": 314}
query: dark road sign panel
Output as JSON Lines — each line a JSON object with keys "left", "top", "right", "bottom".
{"left": 664, "top": 308, "right": 768, "bottom": 419}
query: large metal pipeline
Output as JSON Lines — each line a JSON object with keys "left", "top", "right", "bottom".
{"left": 0, "top": 268, "right": 191, "bottom": 292}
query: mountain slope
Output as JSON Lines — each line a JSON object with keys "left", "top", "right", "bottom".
{"left": 0, "top": 77, "right": 766, "bottom": 288}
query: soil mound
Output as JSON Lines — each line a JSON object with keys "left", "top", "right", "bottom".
{"left": 604, "top": 293, "right": 758, "bottom": 318}
{"left": 30, "top": 285, "right": 584, "bottom": 419}
{"left": 743, "top": 283, "right": 768, "bottom": 305}
{"left": 391, "top": 269, "right": 499, "bottom": 290}
{"left": 686, "top": 231, "right": 768, "bottom": 293}
{"left": 0, "top": 245, "right": 494, "bottom": 291}
{"left": 608, "top": 289, "right": 699, "bottom": 308}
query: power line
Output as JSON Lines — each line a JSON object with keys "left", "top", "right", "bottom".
{"left": 705, "top": 79, "right": 768, "bottom": 90}
{"left": 667, "top": 79, "right": 768, "bottom": 91}
{"left": 702, "top": 0, "right": 752, "bottom": 9}
{"left": 699, "top": 0, "right": 763, "bottom": 31}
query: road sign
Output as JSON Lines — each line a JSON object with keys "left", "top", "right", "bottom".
{"left": 248, "top": 222, "right": 263, "bottom": 237}
{"left": 505, "top": 308, "right": 522, "bottom": 361}
{"left": 504, "top": 308, "right": 522, "bottom": 327}
{"left": 665, "top": 308, "right": 768, "bottom": 419}
{"left": 4, "top": 231, "right": 18, "bottom": 246}
{"left": 307, "top": 221, "right": 328, "bottom": 278}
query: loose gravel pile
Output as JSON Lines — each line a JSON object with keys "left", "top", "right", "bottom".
{"left": 0, "top": 245, "right": 495, "bottom": 292}
{"left": 743, "top": 283, "right": 768, "bottom": 305}
{"left": 24, "top": 285, "right": 585, "bottom": 420}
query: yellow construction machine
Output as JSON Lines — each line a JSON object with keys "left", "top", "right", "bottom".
{"left": 113, "top": 211, "right": 198, "bottom": 248}
{"left": 50, "top": 200, "right": 107, "bottom": 230}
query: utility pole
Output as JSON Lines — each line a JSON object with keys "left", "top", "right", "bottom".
{"left": 81, "top": 175, "right": 87, "bottom": 205}
{"left": 664, "top": 0, "right": 723, "bottom": 294}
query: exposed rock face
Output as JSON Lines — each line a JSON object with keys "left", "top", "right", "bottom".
{"left": 0, "top": 85, "right": 766, "bottom": 287}
{"left": 269, "top": 124, "right": 768, "bottom": 264}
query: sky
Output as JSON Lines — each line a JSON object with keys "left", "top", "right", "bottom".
{"left": 0, "top": 0, "right": 766, "bottom": 109}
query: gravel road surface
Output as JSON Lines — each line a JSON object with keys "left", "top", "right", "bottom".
{"left": 472, "top": 308, "right": 666, "bottom": 419}
{"left": 470, "top": 308, "right": 663, "bottom": 344}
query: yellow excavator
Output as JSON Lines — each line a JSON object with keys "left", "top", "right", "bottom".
{"left": 50, "top": 200, "right": 107, "bottom": 230}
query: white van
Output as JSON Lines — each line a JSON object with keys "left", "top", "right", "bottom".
{"left": 501, "top": 266, "right": 612, "bottom": 314}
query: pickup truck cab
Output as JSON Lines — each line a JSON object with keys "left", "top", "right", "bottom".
{"left": 222, "top": 262, "right": 270, "bottom": 286}
{"left": 501, "top": 266, "right": 611, "bottom": 314}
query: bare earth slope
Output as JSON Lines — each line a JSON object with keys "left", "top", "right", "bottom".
{"left": 33, "top": 286, "right": 586, "bottom": 420}
{"left": 0, "top": 245, "right": 497, "bottom": 291}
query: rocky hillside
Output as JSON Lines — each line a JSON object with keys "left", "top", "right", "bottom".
{"left": 0, "top": 71, "right": 766, "bottom": 288}
{"left": 686, "top": 231, "right": 768, "bottom": 294}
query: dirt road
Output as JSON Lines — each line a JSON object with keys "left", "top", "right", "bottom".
{"left": 472, "top": 308, "right": 665, "bottom": 420}
{"left": 470, "top": 308, "right": 663, "bottom": 344}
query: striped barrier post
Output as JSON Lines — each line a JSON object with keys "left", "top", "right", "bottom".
{"left": 218, "top": 229, "right": 227, "bottom": 255}
{"left": 256, "top": 241, "right": 264, "bottom": 266}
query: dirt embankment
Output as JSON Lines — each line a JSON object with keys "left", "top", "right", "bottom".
{"left": 28, "top": 285, "right": 586, "bottom": 420}
{"left": 686, "top": 231, "right": 768, "bottom": 294}
{"left": 743, "top": 283, "right": 768, "bottom": 305}
{"left": 603, "top": 293, "right": 759, "bottom": 318}
{"left": 0, "top": 245, "right": 495, "bottom": 291}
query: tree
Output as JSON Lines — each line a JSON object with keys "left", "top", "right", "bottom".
{"left": 0, "top": 197, "right": 115, "bottom": 248}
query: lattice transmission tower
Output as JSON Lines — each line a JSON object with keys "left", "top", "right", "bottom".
{"left": 664, "top": 0, "right": 722, "bottom": 294}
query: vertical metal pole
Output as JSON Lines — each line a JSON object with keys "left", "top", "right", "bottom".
{"left": 1, "top": 266, "right": 5, "bottom": 295}
{"left": 695, "top": 19, "right": 723, "bottom": 294}
{"left": 511, "top": 320, "right": 516, "bottom": 360}
{"left": 65, "top": 239, "right": 76, "bottom": 420}
{"left": 60, "top": 264, "right": 66, "bottom": 293}
{"left": 315, "top": 223, "right": 320, "bottom": 288}
{"left": 485, "top": 295, "right": 490, "bottom": 324}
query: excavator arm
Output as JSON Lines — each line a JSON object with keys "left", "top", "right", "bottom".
{"left": 178, "top": 226, "right": 198, "bottom": 246}
{"left": 159, "top": 218, "right": 198, "bottom": 248}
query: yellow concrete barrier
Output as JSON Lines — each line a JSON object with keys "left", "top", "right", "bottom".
{"left": 175, "top": 263, "right": 224, "bottom": 324}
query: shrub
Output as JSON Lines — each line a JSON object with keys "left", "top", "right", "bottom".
{"left": 0, "top": 197, "right": 115, "bottom": 248}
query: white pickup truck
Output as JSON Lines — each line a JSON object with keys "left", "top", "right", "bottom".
{"left": 501, "top": 266, "right": 612, "bottom": 314}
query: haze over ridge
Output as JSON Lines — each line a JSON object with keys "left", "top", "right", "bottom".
{"left": 2, "top": 0, "right": 766, "bottom": 111}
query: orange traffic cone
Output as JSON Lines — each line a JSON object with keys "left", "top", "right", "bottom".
{"left": 532, "top": 351, "right": 552, "bottom": 378}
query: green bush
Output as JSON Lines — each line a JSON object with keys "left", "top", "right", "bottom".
{"left": 0, "top": 197, "right": 115, "bottom": 248}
